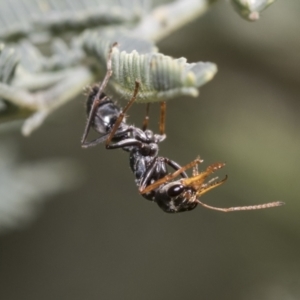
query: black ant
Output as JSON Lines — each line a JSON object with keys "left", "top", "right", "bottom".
{"left": 81, "top": 44, "right": 284, "bottom": 213}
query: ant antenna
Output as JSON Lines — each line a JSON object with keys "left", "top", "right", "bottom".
{"left": 196, "top": 199, "right": 285, "bottom": 212}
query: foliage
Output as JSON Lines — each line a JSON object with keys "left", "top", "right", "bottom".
{"left": 0, "top": 0, "right": 274, "bottom": 135}
{"left": 0, "top": 0, "right": 276, "bottom": 230}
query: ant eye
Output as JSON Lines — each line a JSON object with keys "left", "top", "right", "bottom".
{"left": 167, "top": 184, "right": 184, "bottom": 197}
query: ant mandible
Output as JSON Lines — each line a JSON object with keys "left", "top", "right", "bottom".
{"left": 81, "top": 43, "right": 284, "bottom": 213}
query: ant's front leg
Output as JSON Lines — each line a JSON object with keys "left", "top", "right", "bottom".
{"left": 82, "top": 126, "right": 134, "bottom": 148}
{"left": 81, "top": 43, "right": 117, "bottom": 146}
{"left": 81, "top": 95, "right": 108, "bottom": 146}
{"left": 105, "top": 81, "right": 140, "bottom": 147}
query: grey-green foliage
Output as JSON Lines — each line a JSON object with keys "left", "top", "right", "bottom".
{"left": 110, "top": 51, "right": 216, "bottom": 102}
{"left": 0, "top": 44, "right": 19, "bottom": 85}
{"left": 0, "top": 0, "right": 276, "bottom": 134}
{"left": 79, "top": 30, "right": 217, "bottom": 102}
{"left": 0, "top": 44, "right": 28, "bottom": 121}
{"left": 0, "top": 0, "right": 218, "bottom": 135}
{"left": 0, "top": 0, "right": 149, "bottom": 41}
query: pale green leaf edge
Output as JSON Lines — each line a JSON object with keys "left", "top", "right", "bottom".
{"left": 80, "top": 30, "right": 217, "bottom": 103}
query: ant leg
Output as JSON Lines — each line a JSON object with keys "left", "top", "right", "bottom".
{"left": 106, "top": 138, "right": 144, "bottom": 150}
{"left": 142, "top": 103, "right": 150, "bottom": 131}
{"left": 82, "top": 131, "right": 111, "bottom": 148}
{"left": 139, "top": 158, "right": 160, "bottom": 190}
{"left": 159, "top": 101, "right": 166, "bottom": 135}
{"left": 181, "top": 162, "right": 225, "bottom": 188}
{"left": 105, "top": 80, "right": 140, "bottom": 147}
{"left": 164, "top": 158, "right": 188, "bottom": 179}
{"left": 81, "top": 95, "right": 108, "bottom": 146}
{"left": 93, "top": 43, "right": 118, "bottom": 104}
{"left": 81, "top": 43, "right": 118, "bottom": 145}
{"left": 196, "top": 199, "right": 285, "bottom": 213}
{"left": 139, "top": 157, "right": 189, "bottom": 192}
{"left": 140, "top": 157, "right": 203, "bottom": 194}
{"left": 82, "top": 126, "right": 134, "bottom": 148}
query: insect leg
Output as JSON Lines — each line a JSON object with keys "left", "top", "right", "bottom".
{"left": 81, "top": 43, "right": 117, "bottom": 145}
{"left": 105, "top": 80, "right": 140, "bottom": 147}
{"left": 106, "top": 138, "right": 144, "bottom": 150}
{"left": 140, "top": 157, "right": 202, "bottom": 194}
{"left": 139, "top": 157, "right": 187, "bottom": 192}
{"left": 82, "top": 126, "right": 135, "bottom": 148}
{"left": 142, "top": 103, "right": 150, "bottom": 131}
{"left": 164, "top": 158, "right": 188, "bottom": 179}
{"left": 159, "top": 101, "right": 167, "bottom": 135}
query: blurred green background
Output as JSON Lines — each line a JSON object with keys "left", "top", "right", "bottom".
{"left": 1, "top": 1, "right": 300, "bottom": 299}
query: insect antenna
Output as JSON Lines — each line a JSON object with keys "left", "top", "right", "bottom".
{"left": 196, "top": 199, "right": 285, "bottom": 213}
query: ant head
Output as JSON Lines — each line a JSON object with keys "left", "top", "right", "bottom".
{"left": 86, "top": 86, "right": 123, "bottom": 135}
